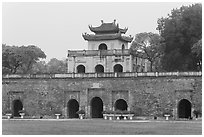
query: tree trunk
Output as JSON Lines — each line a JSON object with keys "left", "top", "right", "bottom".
{"left": 150, "top": 61, "right": 153, "bottom": 72}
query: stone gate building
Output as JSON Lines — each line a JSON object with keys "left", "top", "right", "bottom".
{"left": 2, "top": 72, "right": 202, "bottom": 119}
{"left": 67, "top": 20, "right": 150, "bottom": 73}
{"left": 2, "top": 20, "right": 202, "bottom": 120}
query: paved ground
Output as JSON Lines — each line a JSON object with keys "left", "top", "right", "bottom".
{"left": 2, "top": 119, "right": 202, "bottom": 135}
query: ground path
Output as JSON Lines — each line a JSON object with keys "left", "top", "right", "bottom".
{"left": 2, "top": 119, "right": 202, "bottom": 135}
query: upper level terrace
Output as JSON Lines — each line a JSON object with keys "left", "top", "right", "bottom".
{"left": 67, "top": 49, "right": 146, "bottom": 58}
{"left": 67, "top": 49, "right": 130, "bottom": 57}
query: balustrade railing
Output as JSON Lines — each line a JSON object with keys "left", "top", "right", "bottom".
{"left": 68, "top": 49, "right": 130, "bottom": 56}
{"left": 2, "top": 71, "right": 202, "bottom": 79}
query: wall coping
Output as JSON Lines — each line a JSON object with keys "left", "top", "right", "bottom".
{"left": 2, "top": 71, "right": 202, "bottom": 79}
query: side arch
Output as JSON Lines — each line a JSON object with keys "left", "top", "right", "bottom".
{"left": 67, "top": 99, "right": 79, "bottom": 118}
{"left": 13, "top": 99, "right": 23, "bottom": 117}
{"left": 178, "top": 99, "right": 192, "bottom": 118}
{"left": 77, "top": 65, "right": 85, "bottom": 73}
{"left": 90, "top": 97, "right": 103, "bottom": 118}
{"left": 95, "top": 64, "right": 104, "bottom": 73}
{"left": 113, "top": 64, "right": 123, "bottom": 72}
{"left": 115, "top": 99, "right": 128, "bottom": 111}
{"left": 98, "top": 43, "right": 107, "bottom": 50}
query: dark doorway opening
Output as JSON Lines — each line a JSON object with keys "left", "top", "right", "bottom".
{"left": 91, "top": 97, "right": 103, "bottom": 118}
{"left": 67, "top": 99, "right": 79, "bottom": 118}
{"left": 98, "top": 43, "right": 107, "bottom": 50}
{"left": 13, "top": 100, "right": 23, "bottom": 117}
{"left": 95, "top": 65, "right": 104, "bottom": 73}
{"left": 122, "top": 44, "right": 125, "bottom": 50}
{"left": 178, "top": 99, "right": 191, "bottom": 118}
{"left": 114, "top": 64, "right": 123, "bottom": 72}
{"left": 115, "top": 99, "right": 128, "bottom": 111}
{"left": 77, "top": 65, "right": 85, "bottom": 73}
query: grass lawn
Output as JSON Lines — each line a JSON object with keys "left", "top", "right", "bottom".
{"left": 2, "top": 119, "right": 202, "bottom": 135}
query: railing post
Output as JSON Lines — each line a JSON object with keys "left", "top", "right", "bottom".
{"left": 155, "top": 72, "right": 158, "bottom": 77}
{"left": 95, "top": 73, "right": 98, "bottom": 78}
{"left": 114, "top": 72, "right": 117, "bottom": 77}
{"left": 72, "top": 73, "right": 75, "bottom": 78}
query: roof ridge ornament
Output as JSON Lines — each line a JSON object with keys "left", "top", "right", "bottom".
{"left": 113, "top": 19, "right": 116, "bottom": 24}
{"left": 101, "top": 20, "right": 104, "bottom": 24}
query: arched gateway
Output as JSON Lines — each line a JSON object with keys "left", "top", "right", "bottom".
{"left": 90, "top": 97, "right": 103, "bottom": 118}
{"left": 178, "top": 99, "right": 192, "bottom": 118}
{"left": 13, "top": 99, "right": 23, "bottom": 117}
{"left": 95, "top": 65, "right": 104, "bottom": 73}
{"left": 67, "top": 99, "right": 79, "bottom": 118}
{"left": 115, "top": 99, "right": 128, "bottom": 111}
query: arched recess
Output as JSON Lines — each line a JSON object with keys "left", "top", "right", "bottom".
{"left": 113, "top": 64, "right": 123, "bottom": 72}
{"left": 98, "top": 43, "right": 107, "bottom": 50}
{"left": 13, "top": 99, "right": 23, "bottom": 117}
{"left": 77, "top": 65, "right": 85, "bottom": 73}
{"left": 122, "top": 44, "right": 125, "bottom": 50}
{"left": 178, "top": 99, "right": 192, "bottom": 118}
{"left": 95, "top": 64, "right": 104, "bottom": 73}
{"left": 90, "top": 97, "right": 103, "bottom": 118}
{"left": 115, "top": 99, "right": 128, "bottom": 111}
{"left": 67, "top": 99, "right": 79, "bottom": 118}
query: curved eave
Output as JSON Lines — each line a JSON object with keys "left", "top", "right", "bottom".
{"left": 88, "top": 25, "right": 127, "bottom": 34}
{"left": 82, "top": 33, "right": 133, "bottom": 43}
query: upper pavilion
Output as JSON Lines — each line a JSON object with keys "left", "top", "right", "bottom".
{"left": 82, "top": 20, "right": 133, "bottom": 43}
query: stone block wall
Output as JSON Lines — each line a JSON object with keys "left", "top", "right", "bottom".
{"left": 2, "top": 75, "right": 202, "bottom": 119}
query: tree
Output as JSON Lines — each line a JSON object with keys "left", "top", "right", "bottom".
{"left": 19, "top": 45, "right": 46, "bottom": 73}
{"left": 191, "top": 39, "right": 202, "bottom": 70}
{"left": 2, "top": 44, "right": 46, "bottom": 74}
{"left": 32, "top": 61, "right": 48, "bottom": 74}
{"left": 47, "top": 58, "right": 67, "bottom": 74}
{"left": 2, "top": 44, "right": 23, "bottom": 74}
{"left": 130, "top": 32, "right": 165, "bottom": 72}
{"left": 157, "top": 3, "right": 202, "bottom": 71}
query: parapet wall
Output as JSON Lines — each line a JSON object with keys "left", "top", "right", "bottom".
{"left": 2, "top": 72, "right": 202, "bottom": 119}
{"left": 2, "top": 71, "right": 202, "bottom": 79}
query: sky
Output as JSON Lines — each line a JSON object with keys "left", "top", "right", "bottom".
{"left": 2, "top": 2, "right": 196, "bottom": 61}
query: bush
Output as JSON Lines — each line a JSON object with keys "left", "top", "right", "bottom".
{"left": 76, "top": 110, "right": 85, "bottom": 114}
{"left": 102, "top": 110, "right": 115, "bottom": 114}
{"left": 193, "top": 110, "right": 202, "bottom": 118}
{"left": 5, "top": 109, "right": 12, "bottom": 114}
{"left": 53, "top": 109, "right": 62, "bottom": 114}
{"left": 114, "top": 110, "right": 123, "bottom": 114}
{"left": 163, "top": 109, "right": 173, "bottom": 117}
{"left": 19, "top": 109, "right": 26, "bottom": 113}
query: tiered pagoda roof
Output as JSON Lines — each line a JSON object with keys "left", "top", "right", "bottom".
{"left": 82, "top": 20, "right": 133, "bottom": 42}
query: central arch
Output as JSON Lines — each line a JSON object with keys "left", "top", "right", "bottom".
{"left": 67, "top": 99, "right": 79, "bottom": 118}
{"left": 178, "top": 99, "right": 191, "bottom": 118}
{"left": 114, "top": 64, "right": 123, "bottom": 72}
{"left": 90, "top": 97, "right": 103, "bottom": 118}
{"left": 95, "top": 64, "right": 104, "bottom": 73}
{"left": 77, "top": 65, "right": 85, "bottom": 73}
{"left": 13, "top": 99, "right": 23, "bottom": 117}
{"left": 98, "top": 43, "right": 107, "bottom": 50}
{"left": 115, "top": 99, "right": 128, "bottom": 111}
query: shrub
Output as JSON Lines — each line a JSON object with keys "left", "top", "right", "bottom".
{"left": 5, "top": 109, "right": 12, "bottom": 114}
{"left": 193, "top": 110, "right": 202, "bottom": 118}
{"left": 53, "top": 109, "right": 62, "bottom": 114}
{"left": 19, "top": 109, "right": 26, "bottom": 114}
{"left": 76, "top": 110, "right": 85, "bottom": 114}
{"left": 163, "top": 109, "right": 173, "bottom": 117}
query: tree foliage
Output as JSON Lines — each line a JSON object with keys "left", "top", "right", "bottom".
{"left": 31, "top": 58, "right": 67, "bottom": 74}
{"left": 130, "top": 32, "right": 165, "bottom": 72}
{"left": 191, "top": 39, "right": 202, "bottom": 70}
{"left": 47, "top": 58, "right": 67, "bottom": 74}
{"left": 2, "top": 44, "right": 46, "bottom": 74}
{"left": 157, "top": 3, "right": 202, "bottom": 71}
